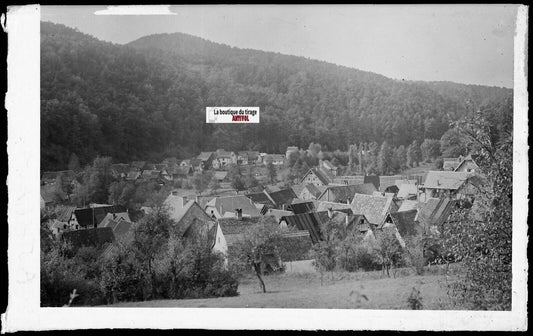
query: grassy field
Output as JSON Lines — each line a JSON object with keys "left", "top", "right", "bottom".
{"left": 107, "top": 264, "right": 461, "bottom": 309}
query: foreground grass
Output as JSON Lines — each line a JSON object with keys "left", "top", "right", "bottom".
{"left": 106, "top": 265, "right": 461, "bottom": 309}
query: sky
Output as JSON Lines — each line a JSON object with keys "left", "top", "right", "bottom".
{"left": 41, "top": 5, "right": 519, "bottom": 88}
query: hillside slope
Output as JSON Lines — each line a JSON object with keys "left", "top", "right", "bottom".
{"left": 41, "top": 22, "right": 512, "bottom": 170}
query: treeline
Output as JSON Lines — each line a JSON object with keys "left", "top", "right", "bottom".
{"left": 41, "top": 22, "right": 512, "bottom": 171}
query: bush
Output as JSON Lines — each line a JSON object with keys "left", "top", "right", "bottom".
{"left": 41, "top": 247, "right": 106, "bottom": 306}
{"left": 354, "top": 246, "right": 381, "bottom": 271}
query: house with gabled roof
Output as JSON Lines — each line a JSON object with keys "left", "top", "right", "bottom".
{"left": 73, "top": 204, "right": 127, "bottom": 229}
{"left": 396, "top": 183, "right": 419, "bottom": 199}
{"left": 317, "top": 183, "right": 378, "bottom": 203}
{"left": 300, "top": 167, "right": 333, "bottom": 187}
{"left": 442, "top": 157, "right": 462, "bottom": 171}
{"left": 196, "top": 152, "right": 215, "bottom": 170}
{"left": 287, "top": 200, "right": 315, "bottom": 214}
{"left": 421, "top": 171, "right": 480, "bottom": 199}
{"left": 416, "top": 197, "right": 459, "bottom": 234}
{"left": 454, "top": 154, "right": 479, "bottom": 173}
{"left": 384, "top": 210, "right": 419, "bottom": 237}
{"left": 379, "top": 175, "right": 406, "bottom": 193}
{"left": 397, "top": 199, "right": 419, "bottom": 213}
{"left": 297, "top": 183, "right": 325, "bottom": 200}
{"left": 205, "top": 195, "right": 261, "bottom": 219}
{"left": 110, "top": 164, "right": 130, "bottom": 180}
{"left": 350, "top": 194, "right": 398, "bottom": 227}
{"left": 164, "top": 196, "right": 226, "bottom": 255}
{"left": 131, "top": 161, "right": 147, "bottom": 171}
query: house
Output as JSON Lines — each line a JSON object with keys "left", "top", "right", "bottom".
{"left": 420, "top": 171, "right": 479, "bottom": 199}
{"left": 98, "top": 211, "right": 132, "bottom": 229}
{"left": 350, "top": 194, "right": 398, "bottom": 227}
{"left": 317, "top": 183, "right": 377, "bottom": 203}
{"left": 41, "top": 170, "right": 76, "bottom": 185}
{"left": 396, "top": 184, "right": 419, "bottom": 200}
{"left": 300, "top": 167, "right": 333, "bottom": 187}
{"left": 99, "top": 217, "right": 133, "bottom": 241}
{"left": 213, "top": 149, "right": 234, "bottom": 169}
{"left": 125, "top": 170, "right": 141, "bottom": 181}
{"left": 297, "top": 183, "right": 325, "bottom": 200}
{"left": 286, "top": 146, "right": 299, "bottom": 159}
{"left": 383, "top": 210, "right": 419, "bottom": 237}
{"left": 397, "top": 199, "right": 419, "bottom": 213}
{"left": 73, "top": 205, "right": 127, "bottom": 229}
{"left": 131, "top": 161, "right": 147, "bottom": 171}
{"left": 442, "top": 157, "right": 462, "bottom": 171}
{"left": 315, "top": 200, "right": 352, "bottom": 213}
{"left": 161, "top": 157, "right": 179, "bottom": 166}
{"left": 287, "top": 200, "right": 315, "bottom": 214}
{"left": 141, "top": 169, "right": 162, "bottom": 181}
{"left": 454, "top": 154, "right": 479, "bottom": 173}
{"left": 416, "top": 197, "right": 459, "bottom": 233}
{"left": 244, "top": 188, "right": 297, "bottom": 210}
{"left": 110, "top": 164, "right": 130, "bottom": 180}
{"left": 236, "top": 151, "right": 260, "bottom": 165}
{"left": 264, "top": 154, "right": 286, "bottom": 166}
{"left": 379, "top": 175, "right": 406, "bottom": 193}
{"left": 196, "top": 152, "right": 215, "bottom": 170}
{"left": 279, "top": 230, "right": 314, "bottom": 262}
{"left": 278, "top": 212, "right": 323, "bottom": 244}
{"left": 205, "top": 195, "right": 261, "bottom": 219}
{"left": 168, "top": 166, "right": 193, "bottom": 180}
{"left": 279, "top": 209, "right": 370, "bottom": 243}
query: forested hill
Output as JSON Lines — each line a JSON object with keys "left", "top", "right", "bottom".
{"left": 41, "top": 22, "right": 513, "bottom": 171}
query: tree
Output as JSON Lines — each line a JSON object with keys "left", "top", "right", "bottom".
{"left": 108, "top": 181, "right": 136, "bottom": 208}
{"left": 129, "top": 206, "right": 173, "bottom": 299}
{"left": 377, "top": 141, "right": 394, "bottom": 175}
{"left": 190, "top": 171, "right": 211, "bottom": 195}
{"left": 440, "top": 128, "right": 468, "bottom": 158}
{"left": 371, "top": 228, "right": 403, "bottom": 278}
{"left": 393, "top": 145, "right": 407, "bottom": 171}
{"left": 406, "top": 140, "right": 422, "bottom": 168}
{"left": 230, "top": 217, "right": 285, "bottom": 293}
{"left": 266, "top": 161, "right": 277, "bottom": 184}
{"left": 244, "top": 167, "right": 259, "bottom": 189}
{"left": 86, "top": 156, "right": 114, "bottom": 204}
{"left": 208, "top": 176, "right": 221, "bottom": 195}
{"left": 231, "top": 175, "right": 246, "bottom": 193}
{"left": 420, "top": 139, "right": 441, "bottom": 162}
{"left": 440, "top": 102, "right": 512, "bottom": 310}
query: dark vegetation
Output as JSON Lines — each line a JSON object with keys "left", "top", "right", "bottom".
{"left": 41, "top": 22, "right": 511, "bottom": 171}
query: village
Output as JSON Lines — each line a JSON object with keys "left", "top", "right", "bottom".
{"left": 40, "top": 144, "right": 483, "bottom": 297}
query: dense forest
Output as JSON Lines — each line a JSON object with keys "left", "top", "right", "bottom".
{"left": 41, "top": 22, "right": 513, "bottom": 171}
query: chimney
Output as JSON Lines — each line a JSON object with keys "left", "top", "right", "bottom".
{"left": 345, "top": 214, "right": 350, "bottom": 226}
{"left": 195, "top": 195, "right": 200, "bottom": 204}
{"left": 113, "top": 213, "right": 116, "bottom": 219}
{"left": 346, "top": 198, "right": 351, "bottom": 205}
{"left": 327, "top": 207, "right": 333, "bottom": 219}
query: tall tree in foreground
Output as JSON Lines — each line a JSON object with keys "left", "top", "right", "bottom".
{"left": 230, "top": 217, "right": 284, "bottom": 293}
{"left": 441, "top": 99, "right": 512, "bottom": 310}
